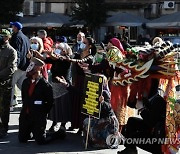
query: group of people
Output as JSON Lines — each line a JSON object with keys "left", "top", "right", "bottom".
{"left": 0, "top": 21, "right": 175, "bottom": 154}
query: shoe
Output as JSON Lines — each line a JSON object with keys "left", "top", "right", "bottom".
{"left": 59, "top": 126, "right": 66, "bottom": 131}
{"left": 67, "top": 126, "right": 74, "bottom": 131}
{"left": 117, "top": 147, "right": 137, "bottom": 154}
{"left": 48, "top": 126, "right": 55, "bottom": 132}
{"left": 55, "top": 128, "right": 66, "bottom": 139}
{"left": 77, "top": 129, "right": 82, "bottom": 136}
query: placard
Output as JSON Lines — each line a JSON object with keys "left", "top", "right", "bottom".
{"left": 81, "top": 73, "right": 103, "bottom": 119}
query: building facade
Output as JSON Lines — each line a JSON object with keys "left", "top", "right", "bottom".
{"left": 23, "top": 0, "right": 180, "bottom": 17}
{"left": 23, "top": 0, "right": 73, "bottom": 15}
{"left": 23, "top": 0, "right": 180, "bottom": 42}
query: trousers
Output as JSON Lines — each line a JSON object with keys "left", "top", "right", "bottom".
{"left": 0, "top": 81, "right": 12, "bottom": 132}
{"left": 11, "top": 69, "right": 26, "bottom": 106}
{"left": 123, "top": 117, "right": 163, "bottom": 154}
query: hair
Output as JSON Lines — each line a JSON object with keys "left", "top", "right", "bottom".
{"left": 86, "top": 37, "right": 97, "bottom": 56}
{"left": 58, "top": 42, "right": 72, "bottom": 56}
{"left": 123, "top": 36, "right": 128, "bottom": 42}
{"left": 37, "top": 30, "right": 47, "bottom": 38}
{"left": 78, "top": 32, "right": 85, "bottom": 37}
{"left": 30, "top": 37, "right": 44, "bottom": 53}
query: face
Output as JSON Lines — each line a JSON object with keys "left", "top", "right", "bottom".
{"left": 107, "top": 42, "right": 113, "bottom": 50}
{"left": 77, "top": 34, "right": 83, "bottom": 42}
{"left": 37, "top": 33, "right": 45, "bottom": 39}
{"left": 30, "top": 40, "right": 39, "bottom": 51}
{"left": 27, "top": 66, "right": 42, "bottom": 79}
{"left": 11, "top": 25, "right": 18, "bottom": 33}
{"left": 31, "top": 39, "right": 38, "bottom": 44}
{"left": 83, "top": 38, "right": 88, "bottom": 45}
{"left": 0, "top": 36, "right": 9, "bottom": 46}
{"left": 55, "top": 46, "right": 67, "bottom": 56}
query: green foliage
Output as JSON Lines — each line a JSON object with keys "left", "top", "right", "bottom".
{"left": 0, "top": 0, "right": 24, "bottom": 24}
{"left": 71, "top": 0, "right": 109, "bottom": 32}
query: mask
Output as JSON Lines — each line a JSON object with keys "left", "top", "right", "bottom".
{"left": 80, "top": 43, "right": 86, "bottom": 50}
{"left": 54, "top": 49, "right": 62, "bottom": 55}
{"left": 96, "top": 53, "right": 104, "bottom": 63}
{"left": 77, "top": 40, "right": 82, "bottom": 44}
{"left": 30, "top": 44, "right": 39, "bottom": 51}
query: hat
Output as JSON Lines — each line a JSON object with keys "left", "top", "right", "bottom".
{"left": 109, "top": 38, "right": 125, "bottom": 55}
{"left": 26, "top": 57, "right": 45, "bottom": 72}
{"left": 10, "top": 22, "right": 23, "bottom": 30}
{"left": 57, "top": 36, "right": 67, "bottom": 43}
{"left": 0, "top": 29, "right": 11, "bottom": 36}
{"left": 31, "top": 57, "right": 45, "bottom": 66}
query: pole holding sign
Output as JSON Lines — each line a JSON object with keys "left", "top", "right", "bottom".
{"left": 85, "top": 115, "right": 91, "bottom": 150}
{"left": 82, "top": 73, "right": 104, "bottom": 149}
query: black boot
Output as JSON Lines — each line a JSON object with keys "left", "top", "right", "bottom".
{"left": 48, "top": 122, "right": 57, "bottom": 132}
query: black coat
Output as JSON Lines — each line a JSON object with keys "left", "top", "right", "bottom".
{"left": 44, "top": 57, "right": 71, "bottom": 82}
{"left": 21, "top": 77, "right": 54, "bottom": 121}
{"left": 10, "top": 31, "right": 30, "bottom": 70}
{"left": 140, "top": 94, "right": 166, "bottom": 128}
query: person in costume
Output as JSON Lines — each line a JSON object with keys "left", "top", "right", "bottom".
{"left": 86, "top": 38, "right": 132, "bottom": 132}
{"left": 117, "top": 80, "right": 167, "bottom": 154}
{"left": 18, "top": 57, "right": 66, "bottom": 144}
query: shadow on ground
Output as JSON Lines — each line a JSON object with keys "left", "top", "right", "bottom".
{"left": 0, "top": 127, "right": 106, "bottom": 154}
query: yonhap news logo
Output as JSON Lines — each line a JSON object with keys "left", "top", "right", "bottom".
{"left": 106, "top": 136, "right": 180, "bottom": 145}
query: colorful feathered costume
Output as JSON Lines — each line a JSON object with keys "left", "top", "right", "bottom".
{"left": 109, "top": 40, "right": 180, "bottom": 154}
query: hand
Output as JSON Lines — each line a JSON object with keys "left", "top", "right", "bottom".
{"left": 78, "top": 62, "right": 89, "bottom": 69}
{"left": 99, "top": 95, "right": 104, "bottom": 103}
{"left": 61, "top": 56, "right": 70, "bottom": 61}
{"left": 64, "top": 56, "right": 71, "bottom": 61}
{"left": 32, "top": 50, "right": 39, "bottom": 56}
{"left": 78, "top": 63, "right": 90, "bottom": 73}
{"left": 81, "top": 62, "right": 89, "bottom": 67}
{"left": 55, "top": 76, "right": 68, "bottom": 87}
{"left": 136, "top": 100, "right": 144, "bottom": 110}
{"left": 43, "top": 50, "right": 51, "bottom": 54}
{"left": 27, "top": 50, "right": 33, "bottom": 59}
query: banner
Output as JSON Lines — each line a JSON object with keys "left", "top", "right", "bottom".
{"left": 81, "top": 73, "right": 103, "bottom": 119}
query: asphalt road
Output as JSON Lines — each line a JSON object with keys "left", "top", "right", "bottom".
{"left": 0, "top": 108, "right": 152, "bottom": 154}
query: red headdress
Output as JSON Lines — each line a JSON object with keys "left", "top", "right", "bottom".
{"left": 110, "top": 38, "right": 126, "bottom": 55}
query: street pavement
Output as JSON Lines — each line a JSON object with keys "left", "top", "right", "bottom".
{"left": 0, "top": 106, "right": 152, "bottom": 154}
